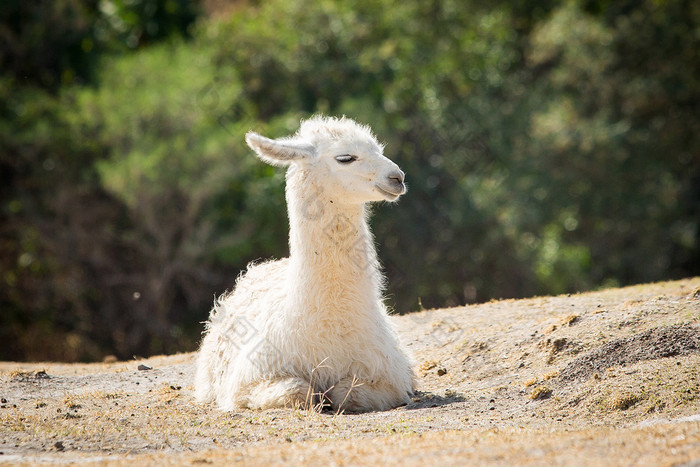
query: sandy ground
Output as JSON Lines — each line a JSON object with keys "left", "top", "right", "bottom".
{"left": 1, "top": 278, "right": 699, "bottom": 465}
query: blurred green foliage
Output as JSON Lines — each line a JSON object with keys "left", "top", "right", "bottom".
{"left": 1, "top": 0, "right": 698, "bottom": 361}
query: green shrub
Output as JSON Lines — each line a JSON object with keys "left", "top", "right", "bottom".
{"left": 1, "top": 0, "right": 698, "bottom": 360}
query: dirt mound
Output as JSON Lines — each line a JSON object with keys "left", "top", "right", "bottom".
{"left": 1, "top": 278, "right": 699, "bottom": 465}
{"left": 558, "top": 323, "right": 700, "bottom": 382}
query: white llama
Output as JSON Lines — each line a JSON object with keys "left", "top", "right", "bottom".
{"left": 194, "top": 115, "right": 415, "bottom": 412}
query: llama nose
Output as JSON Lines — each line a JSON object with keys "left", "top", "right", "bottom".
{"left": 388, "top": 170, "right": 405, "bottom": 186}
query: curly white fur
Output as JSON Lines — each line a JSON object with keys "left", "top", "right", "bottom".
{"left": 194, "top": 115, "right": 415, "bottom": 412}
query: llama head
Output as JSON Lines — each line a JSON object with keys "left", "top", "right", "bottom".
{"left": 245, "top": 116, "right": 406, "bottom": 204}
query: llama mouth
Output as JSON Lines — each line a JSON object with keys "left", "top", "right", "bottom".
{"left": 375, "top": 185, "right": 404, "bottom": 200}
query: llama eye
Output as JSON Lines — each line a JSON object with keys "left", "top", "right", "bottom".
{"left": 335, "top": 154, "right": 357, "bottom": 164}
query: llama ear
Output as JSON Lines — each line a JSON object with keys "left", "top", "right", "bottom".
{"left": 245, "top": 131, "right": 316, "bottom": 166}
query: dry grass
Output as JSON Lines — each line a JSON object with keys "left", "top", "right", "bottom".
{"left": 418, "top": 360, "right": 439, "bottom": 377}
{"left": 8, "top": 369, "right": 48, "bottom": 380}
{"left": 561, "top": 314, "right": 580, "bottom": 326}
{"left": 529, "top": 385, "right": 552, "bottom": 400}
{"left": 66, "top": 422, "right": 700, "bottom": 466}
{"left": 523, "top": 371, "right": 559, "bottom": 389}
{"left": 156, "top": 384, "right": 182, "bottom": 404}
{"left": 607, "top": 392, "right": 641, "bottom": 411}
{"left": 302, "top": 357, "right": 332, "bottom": 412}
{"left": 63, "top": 395, "right": 82, "bottom": 409}
{"left": 334, "top": 375, "right": 364, "bottom": 416}
{"left": 523, "top": 377, "right": 538, "bottom": 388}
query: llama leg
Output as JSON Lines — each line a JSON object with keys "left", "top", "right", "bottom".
{"left": 243, "top": 377, "right": 316, "bottom": 410}
{"left": 329, "top": 377, "right": 411, "bottom": 413}
{"left": 193, "top": 332, "right": 218, "bottom": 403}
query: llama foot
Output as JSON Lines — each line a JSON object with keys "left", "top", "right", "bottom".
{"left": 243, "top": 377, "right": 316, "bottom": 410}
{"left": 329, "top": 377, "right": 410, "bottom": 413}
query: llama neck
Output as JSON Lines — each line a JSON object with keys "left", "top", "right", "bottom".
{"left": 285, "top": 170, "right": 382, "bottom": 311}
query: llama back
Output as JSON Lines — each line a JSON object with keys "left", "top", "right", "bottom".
{"left": 194, "top": 258, "right": 290, "bottom": 404}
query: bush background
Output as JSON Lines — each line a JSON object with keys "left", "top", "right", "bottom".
{"left": 1, "top": 0, "right": 698, "bottom": 361}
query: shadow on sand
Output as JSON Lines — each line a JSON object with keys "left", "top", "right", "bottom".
{"left": 404, "top": 390, "right": 466, "bottom": 410}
